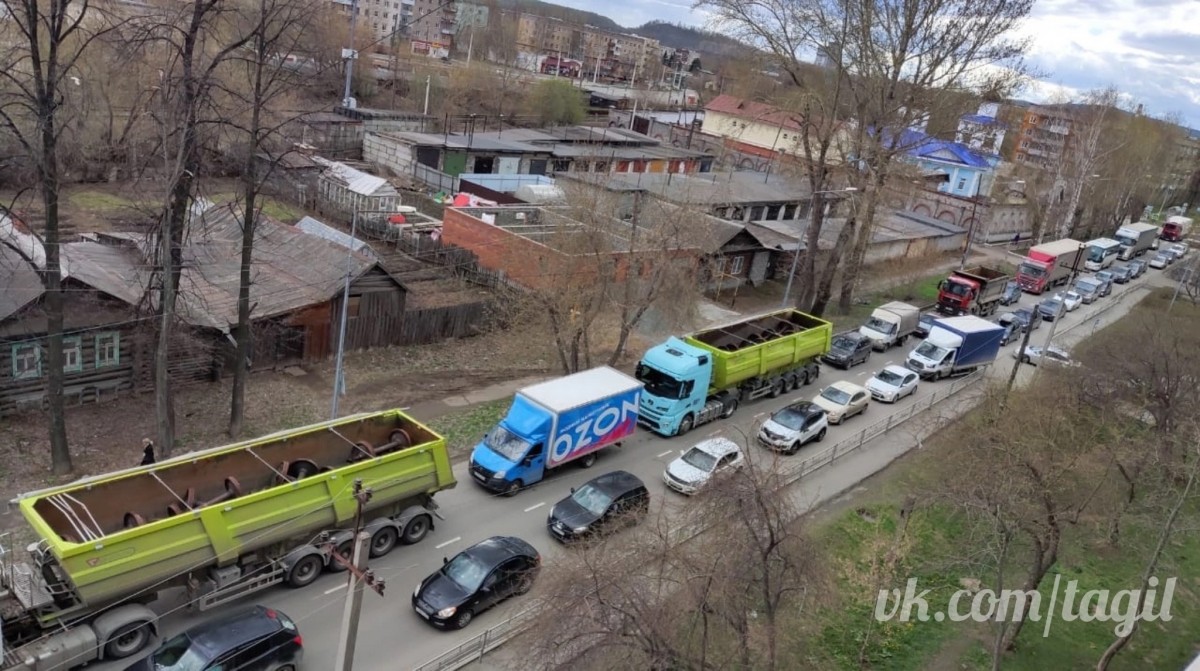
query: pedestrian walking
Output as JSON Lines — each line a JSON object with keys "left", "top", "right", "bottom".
{"left": 140, "top": 438, "right": 156, "bottom": 466}
{"left": 1012, "top": 232, "right": 1021, "bottom": 246}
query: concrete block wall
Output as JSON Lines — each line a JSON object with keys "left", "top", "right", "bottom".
{"left": 364, "top": 133, "right": 417, "bottom": 177}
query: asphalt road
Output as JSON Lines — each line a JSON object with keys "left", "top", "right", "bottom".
{"left": 92, "top": 268, "right": 1164, "bottom": 671}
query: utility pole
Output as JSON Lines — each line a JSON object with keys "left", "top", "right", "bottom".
{"left": 333, "top": 480, "right": 386, "bottom": 671}
{"left": 423, "top": 74, "right": 431, "bottom": 115}
{"left": 330, "top": 209, "right": 357, "bottom": 420}
{"left": 341, "top": 0, "right": 361, "bottom": 108}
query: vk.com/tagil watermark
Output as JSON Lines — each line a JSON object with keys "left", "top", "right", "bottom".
{"left": 874, "top": 575, "right": 1175, "bottom": 637}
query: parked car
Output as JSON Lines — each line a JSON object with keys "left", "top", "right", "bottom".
{"left": 996, "top": 313, "right": 1021, "bottom": 346}
{"left": 1074, "top": 278, "right": 1102, "bottom": 303}
{"left": 1149, "top": 253, "right": 1171, "bottom": 269}
{"left": 866, "top": 365, "right": 919, "bottom": 403}
{"left": 412, "top": 536, "right": 541, "bottom": 629}
{"left": 812, "top": 381, "right": 870, "bottom": 424}
{"left": 1037, "top": 297, "right": 1066, "bottom": 321}
{"left": 1094, "top": 270, "right": 1115, "bottom": 296}
{"left": 999, "top": 280, "right": 1022, "bottom": 306}
{"left": 822, "top": 332, "right": 873, "bottom": 369}
{"left": 664, "top": 437, "right": 745, "bottom": 495}
{"left": 1167, "top": 242, "right": 1189, "bottom": 260}
{"left": 757, "top": 402, "right": 828, "bottom": 454}
{"left": 1110, "top": 264, "right": 1133, "bottom": 284}
{"left": 547, "top": 471, "right": 649, "bottom": 542}
{"left": 1055, "top": 290, "right": 1082, "bottom": 311}
{"left": 126, "top": 605, "right": 303, "bottom": 671}
{"left": 1012, "top": 307, "right": 1042, "bottom": 332}
{"left": 915, "top": 313, "right": 939, "bottom": 338}
{"left": 1127, "top": 259, "right": 1147, "bottom": 278}
{"left": 1012, "top": 344, "right": 1079, "bottom": 368}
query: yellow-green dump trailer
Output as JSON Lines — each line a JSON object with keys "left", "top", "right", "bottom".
{"left": 1, "top": 409, "right": 454, "bottom": 670}
{"left": 685, "top": 309, "right": 833, "bottom": 394}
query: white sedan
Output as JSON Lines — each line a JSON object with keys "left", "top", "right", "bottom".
{"left": 1167, "top": 242, "right": 1189, "bottom": 260}
{"left": 1055, "top": 290, "right": 1082, "bottom": 312}
{"left": 812, "top": 380, "right": 870, "bottom": 424}
{"left": 1013, "top": 344, "right": 1079, "bottom": 367}
{"left": 663, "top": 437, "right": 745, "bottom": 495}
{"left": 865, "top": 365, "right": 919, "bottom": 403}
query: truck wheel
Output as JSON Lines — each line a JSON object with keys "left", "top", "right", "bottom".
{"left": 402, "top": 514, "right": 432, "bottom": 544}
{"left": 578, "top": 452, "right": 598, "bottom": 468}
{"left": 104, "top": 621, "right": 152, "bottom": 659}
{"left": 327, "top": 541, "right": 353, "bottom": 572}
{"left": 721, "top": 399, "right": 738, "bottom": 419}
{"left": 502, "top": 480, "right": 523, "bottom": 497}
{"left": 370, "top": 526, "right": 399, "bottom": 557}
{"left": 286, "top": 554, "right": 323, "bottom": 588}
{"left": 770, "top": 380, "right": 784, "bottom": 398}
{"left": 677, "top": 415, "right": 694, "bottom": 436}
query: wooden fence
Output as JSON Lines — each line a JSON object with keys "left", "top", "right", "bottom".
{"left": 396, "top": 302, "right": 491, "bottom": 345}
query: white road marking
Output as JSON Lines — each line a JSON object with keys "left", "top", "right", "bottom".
{"left": 523, "top": 502, "right": 546, "bottom": 512}
{"left": 857, "top": 371, "right": 867, "bottom": 376}
{"left": 435, "top": 536, "right": 461, "bottom": 549}
{"left": 656, "top": 450, "right": 672, "bottom": 458}
{"left": 323, "top": 583, "right": 347, "bottom": 595}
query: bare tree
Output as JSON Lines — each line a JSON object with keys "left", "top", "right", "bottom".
{"left": 1054, "top": 87, "right": 1119, "bottom": 239}
{"left": 0, "top": 0, "right": 123, "bottom": 473}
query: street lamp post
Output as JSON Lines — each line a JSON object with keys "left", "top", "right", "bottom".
{"left": 781, "top": 187, "right": 858, "bottom": 308}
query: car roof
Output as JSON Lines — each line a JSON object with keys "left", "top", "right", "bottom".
{"left": 690, "top": 437, "right": 741, "bottom": 457}
{"left": 582, "top": 470, "right": 646, "bottom": 495}
{"left": 462, "top": 536, "right": 538, "bottom": 565}
{"left": 878, "top": 364, "right": 914, "bottom": 378}
{"left": 183, "top": 606, "right": 289, "bottom": 657}
{"left": 778, "top": 401, "right": 824, "bottom": 417}
{"left": 827, "top": 380, "right": 868, "bottom": 394}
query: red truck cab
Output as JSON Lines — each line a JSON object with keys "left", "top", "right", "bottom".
{"left": 937, "top": 275, "right": 979, "bottom": 313}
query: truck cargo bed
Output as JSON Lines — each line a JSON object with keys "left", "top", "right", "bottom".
{"left": 685, "top": 309, "right": 832, "bottom": 391}
{"left": 17, "top": 410, "right": 454, "bottom": 608}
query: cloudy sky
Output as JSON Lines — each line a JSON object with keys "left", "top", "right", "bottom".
{"left": 552, "top": 0, "right": 1200, "bottom": 128}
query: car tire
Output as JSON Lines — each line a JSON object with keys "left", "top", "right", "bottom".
{"left": 286, "top": 554, "right": 324, "bottom": 588}
{"left": 815, "top": 428, "right": 827, "bottom": 443}
{"left": 274, "top": 665, "right": 297, "bottom": 671}
{"left": 452, "top": 609, "right": 474, "bottom": 630}
{"left": 514, "top": 573, "right": 535, "bottom": 596}
{"left": 370, "top": 526, "right": 400, "bottom": 557}
{"left": 502, "top": 480, "right": 523, "bottom": 497}
{"left": 103, "top": 621, "right": 152, "bottom": 659}
{"left": 402, "top": 514, "right": 432, "bottom": 544}
{"left": 578, "top": 452, "right": 598, "bottom": 469}
{"left": 786, "top": 440, "right": 800, "bottom": 455}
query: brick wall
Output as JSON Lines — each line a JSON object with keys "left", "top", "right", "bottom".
{"left": 442, "top": 208, "right": 568, "bottom": 289}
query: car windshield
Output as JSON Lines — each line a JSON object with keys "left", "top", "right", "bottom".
{"left": 571, "top": 483, "right": 614, "bottom": 516}
{"left": 1018, "top": 262, "right": 1046, "bottom": 279}
{"left": 914, "top": 341, "right": 949, "bottom": 362}
{"left": 1088, "top": 246, "right": 1110, "bottom": 261}
{"left": 820, "top": 387, "right": 852, "bottom": 405}
{"left": 444, "top": 552, "right": 490, "bottom": 592}
{"left": 1098, "top": 272, "right": 1112, "bottom": 281}
{"left": 1014, "top": 309, "right": 1032, "bottom": 322}
{"left": 150, "top": 633, "right": 210, "bottom": 671}
{"left": 635, "top": 363, "right": 685, "bottom": 400}
{"left": 1066, "top": 292, "right": 1081, "bottom": 301}
{"left": 875, "top": 369, "right": 904, "bottom": 385}
{"left": 682, "top": 447, "right": 718, "bottom": 472}
{"left": 1042, "top": 300, "right": 1062, "bottom": 310}
{"left": 920, "top": 315, "right": 936, "bottom": 326}
{"left": 483, "top": 426, "right": 533, "bottom": 461}
{"left": 1076, "top": 281, "right": 1097, "bottom": 292}
{"left": 864, "top": 317, "right": 895, "bottom": 334}
{"left": 771, "top": 407, "right": 810, "bottom": 431}
{"left": 831, "top": 335, "right": 857, "bottom": 350}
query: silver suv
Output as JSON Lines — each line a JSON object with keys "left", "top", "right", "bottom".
{"left": 757, "top": 402, "right": 828, "bottom": 455}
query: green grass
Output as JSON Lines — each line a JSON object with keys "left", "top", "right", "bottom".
{"left": 210, "top": 193, "right": 304, "bottom": 223}
{"left": 428, "top": 398, "right": 510, "bottom": 459}
{"left": 69, "top": 190, "right": 136, "bottom": 214}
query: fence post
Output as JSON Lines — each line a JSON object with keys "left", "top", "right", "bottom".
{"left": 858, "top": 430, "right": 866, "bottom": 449}
{"left": 480, "top": 629, "right": 490, "bottom": 657}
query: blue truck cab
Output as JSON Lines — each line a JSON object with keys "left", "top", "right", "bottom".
{"left": 635, "top": 337, "right": 713, "bottom": 437}
{"left": 469, "top": 367, "right": 641, "bottom": 496}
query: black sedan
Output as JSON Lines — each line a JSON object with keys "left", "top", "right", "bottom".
{"left": 412, "top": 536, "right": 540, "bottom": 629}
{"left": 548, "top": 470, "right": 649, "bottom": 542}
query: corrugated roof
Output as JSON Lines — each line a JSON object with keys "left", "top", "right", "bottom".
{"left": 0, "top": 243, "right": 43, "bottom": 323}
{"left": 62, "top": 242, "right": 147, "bottom": 306}
{"left": 561, "top": 171, "right": 818, "bottom": 205}
{"left": 295, "top": 216, "right": 375, "bottom": 257}
{"left": 704, "top": 94, "right": 805, "bottom": 132}
{"left": 313, "top": 158, "right": 397, "bottom": 197}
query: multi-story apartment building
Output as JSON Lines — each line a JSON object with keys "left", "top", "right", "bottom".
{"left": 1012, "top": 104, "right": 1075, "bottom": 169}
{"left": 331, "top": 0, "right": 413, "bottom": 44}
{"left": 408, "top": 0, "right": 455, "bottom": 48}
{"left": 508, "top": 11, "right": 657, "bottom": 84}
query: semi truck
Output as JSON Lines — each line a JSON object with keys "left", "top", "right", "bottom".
{"left": 636, "top": 309, "right": 833, "bottom": 437}
{"left": 1016, "top": 238, "right": 1084, "bottom": 294}
{"left": 859, "top": 301, "right": 920, "bottom": 350}
{"left": 1084, "top": 238, "right": 1121, "bottom": 271}
{"left": 905, "top": 315, "right": 1005, "bottom": 380}
{"left": 0, "top": 410, "right": 455, "bottom": 670}
{"left": 469, "top": 367, "right": 641, "bottom": 496}
{"left": 1162, "top": 216, "right": 1193, "bottom": 242}
{"left": 936, "top": 266, "right": 1011, "bottom": 316}
{"left": 1115, "top": 223, "right": 1160, "bottom": 260}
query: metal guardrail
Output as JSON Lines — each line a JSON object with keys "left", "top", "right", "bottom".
{"left": 411, "top": 369, "right": 985, "bottom": 671}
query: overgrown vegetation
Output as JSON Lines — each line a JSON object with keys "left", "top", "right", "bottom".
{"left": 427, "top": 398, "right": 510, "bottom": 459}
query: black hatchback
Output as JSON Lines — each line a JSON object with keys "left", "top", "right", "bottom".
{"left": 412, "top": 536, "right": 540, "bottom": 630}
{"left": 547, "top": 470, "right": 649, "bottom": 542}
{"left": 126, "top": 605, "right": 302, "bottom": 671}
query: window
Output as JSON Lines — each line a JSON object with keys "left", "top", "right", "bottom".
{"left": 63, "top": 336, "right": 82, "bottom": 373}
{"left": 95, "top": 332, "right": 120, "bottom": 368}
{"left": 728, "top": 255, "right": 746, "bottom": 276}
{"left": 12, "top": 343, "right": 41, "bottom": 380}
{"left": 347, "top": 296, "right": 362, "bottom": 318}
{"left": 956, "top": 177, "right": 968, "bottom": 191}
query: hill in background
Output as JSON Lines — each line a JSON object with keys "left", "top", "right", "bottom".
{"left": 630, "top": 20, "right": 748, "bottom": 58}
{"left": 490, "top": 0, "right": 624, "bottom": 32}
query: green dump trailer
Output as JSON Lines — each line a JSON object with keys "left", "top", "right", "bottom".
{"left": 0, "top": 409, "right": 455, "bottom": 670}
{"left": 637, "top": 309, "right": 833, "bottom": 436}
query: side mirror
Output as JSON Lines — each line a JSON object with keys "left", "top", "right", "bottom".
{"left": 570, "top": 487, "right": 575, "bottom": 494}
{"left": 442, "top": 556, "right": 449, "bottom": 565}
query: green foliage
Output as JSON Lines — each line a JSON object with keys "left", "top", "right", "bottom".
{"left": 428, "top": 398, "right": 509, "bottom": 459}
{"left": 527, "top": 79, "right": 585, "bottom": 126}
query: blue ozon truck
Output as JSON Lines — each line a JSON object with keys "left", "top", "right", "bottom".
{"left": 469, "top": 367, "right": 642, "bottom": 496}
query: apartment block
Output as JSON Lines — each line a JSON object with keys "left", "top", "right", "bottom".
{"left": 1012, "top": 105, "right": 1075, "bottom": 169}
{"left": 508, "top": 11, "right": 658, "bottom": 84}
{"left": 331, "top": 0, "right": 412, "bottom": 44}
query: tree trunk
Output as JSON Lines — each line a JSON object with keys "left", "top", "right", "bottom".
{"left": 838, "top": 171, "right": 886, "bottom": 312}
{"left": 40, "top": 110, "right": 72, "bottom": 475}
{"left": 1001, "top": 535, "right": 1058, "bottom": 650}
{"left": 811, "top": 218, "right": 857, "bottom": 316}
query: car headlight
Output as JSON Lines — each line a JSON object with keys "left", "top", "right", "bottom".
{"left": 437, "top": 606, "right": 457, "bottom": 618}
{"left": 414, "top": 584, "right": 421, "bottom": 598}
{"left": 492, "top": 469, "right": 507, "bottom": 479}
{"left": 573, "top": 525, "right": 589, "bottom": 533}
